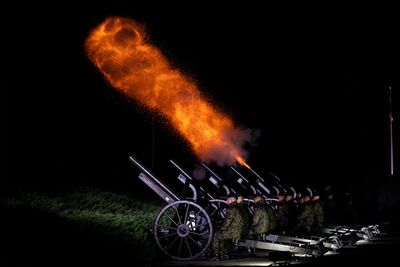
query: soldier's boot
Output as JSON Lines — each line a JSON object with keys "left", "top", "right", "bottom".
{"left": 210, "top": 255, "right": 222, "bottom": 261}
{"left": 231, "top": 238, "right": 242, "bottom": 253}
{"left": 220, "top": 248, "right": 230, "bottom": 260}
{"left": 222, "top": 253, "right": 230, "bottom": 260}
{"left": 248, "top": 247, "right": 256, "bottom": 255}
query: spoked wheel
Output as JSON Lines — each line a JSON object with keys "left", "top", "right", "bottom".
{"left": 154, "top": 200, "right": 213, "bottom": 261}
{"left": 208, "top": 199, "right": 228, "bottom": 227}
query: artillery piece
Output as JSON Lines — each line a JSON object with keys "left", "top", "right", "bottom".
{"left": 129, "top": 154, "right": 390, "bottom": 261}
{"left": 129, "top": 155, "right": 327, "bottom": 260}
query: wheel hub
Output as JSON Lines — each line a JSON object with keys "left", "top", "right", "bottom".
{"left": 177, "top": 224, "right": 189, "bottom": 237}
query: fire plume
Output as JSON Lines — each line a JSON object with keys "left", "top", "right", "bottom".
{"left": 85, "top": 17, "right": 252, "bottom": 165}
{"left": 236, "top": 156, "right": 252, "bottom": 170}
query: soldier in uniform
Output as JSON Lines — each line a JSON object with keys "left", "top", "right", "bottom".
{"left": 285, "top": 189, "right": 297, "bottom": 231}
{"left": 293, "top": 188, "right": 314, "bottom": 233}
{"left": 322, "top": 184, "right": 340, "bottom": 225}
{"left": 249, "top": 194, "right": 270, "bottom": 237}
{"left": 237, "top": 194, "right": 251, "bottom": 236}
{"left": 342, "top": 189, "right": 357, "bottom": 224}
{"left": 311, "top": 189, "right": 324, "bottom": 231}
{"left": 212, "top": 193, "right": 246, "bottom": 260}
{"left": 275, "top": 192, "right": 289, "bottom": 233}
{"left": 266, "top": 201, "right": 277, "bottom": 234}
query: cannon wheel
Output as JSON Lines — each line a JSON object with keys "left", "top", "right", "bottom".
{"left": 208, "top": 199, "right": 228, "bottom": 227}
{"left": 154, "top": 200, "right": 213, "bottom": 261}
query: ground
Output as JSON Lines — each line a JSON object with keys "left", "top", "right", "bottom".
{"left": 0, "top": 187, "right": 162, "bottom": 266}
{"left": 1, "top": 187, "right": 399, "bottom": 266}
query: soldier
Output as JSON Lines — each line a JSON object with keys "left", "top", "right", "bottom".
{"left": 266, "top": 202, "right": 277, "bottom": 234}
{"left": 212, "top": 193, "right": 245, "bottom": 261}
{"left": 342, "top": 189, "right": 357, "bottom": 224}
{"left": 322, "top": 184, "right": 340, "bottom": 225}
{"left": 275, "top": 192, "right": 289, "bottom": 233}
{"left": 237, "top": 194, "right": 251, "bottom": 236}
{"left": 311, "top": 189, "right": 324, "bottom": 231}
{"left": 285, "top": 189, "right": 297, "bottom": 231}
{"left": 249, "top": 194, "right": 270, "bottom": 237}
{"left": 293, "top": 188, "right": 314, "bottom": 233}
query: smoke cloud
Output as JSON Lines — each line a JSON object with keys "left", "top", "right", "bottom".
{"left": 86, "top": 17, "right": 257, "bottom": 166}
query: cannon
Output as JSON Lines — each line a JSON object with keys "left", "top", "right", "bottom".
{"left": 201, "top": 163, "right": 344, "bottom": 251}
{"left": 228, "top": 164, "right": 386, "bottom": 248}
{"left": 129, "top": 152, "right": 396, "bottom": 262}
{"left": 207, "top": 163, "right": 389, "bottom": 250}
{"left": 130, "top": 155, "right": 328, "bottom": 260}
{"left": 129, "top": 156, "right": 214, "bottom": 260}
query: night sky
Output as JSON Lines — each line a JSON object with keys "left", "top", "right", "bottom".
{"left": 2, "top": 4, "right": 399, "bottom": 199}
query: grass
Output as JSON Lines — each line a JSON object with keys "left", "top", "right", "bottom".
{"left": 0, "top": 187, "right": 164, "bottom": 266}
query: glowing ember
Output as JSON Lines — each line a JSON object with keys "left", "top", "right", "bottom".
{"left": 85, "top": 17, "right": 253, "bottom": 166}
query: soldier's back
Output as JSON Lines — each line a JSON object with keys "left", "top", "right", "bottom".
{"left": 224, "top": 204, "right": 244, "bottom": 239}
{"left": 295, "top": 203, "right": 313, "bottom": 232}
{"left": 276, "top": 202, "right": 289, "bottom": 232}
{"left": 238, "top": 203, "right": 251, "bottom": 236}
{"left": 312, "top": 201, "right": 324, "bottom": 230}
{"left": 266, "top": 205, "right": 277, "bottom": 232}
{"left": 251, "top": 205, "right": 269, "bottom": 235}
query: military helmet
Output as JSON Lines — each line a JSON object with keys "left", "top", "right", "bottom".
{"left": 287, "top": 186, "right": 296, "bottom": 197}
{"left": 227, "top": 193, "right": 238, "bottom": 199}
{"left": 269, "top": 185, "right": 280, "bottom": 197}
{"left": 299, "top": 187, "right": 313, "bottom": 198}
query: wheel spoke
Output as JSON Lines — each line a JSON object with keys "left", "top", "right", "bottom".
{"left": 178, "top": 237, "right": 183, "bottom": 257}
{"left": 184, "top": 203, "right": 190, "bottom": 224}
{"left": 159, "top": 232, "right": 178, "bottom": 239}
{"left": 185, "top": 237, "right": 193, "bottom": 257}
{"left": 173, "top": 205, "right": 182, "bottom": 225}
{"left": 156, "top": 224, "right": 178, "bottom": 231}
{"left": 187, "top": 234, "right": 203, "bottom": 249}
{"left": 164, "top": 212, "right": 179, "bottom": 227}
{"left": 166, "top": 235, "right": 180, "bottom": 250}
{"left": 189, "top": 231, "right": 210, "bottom": 236}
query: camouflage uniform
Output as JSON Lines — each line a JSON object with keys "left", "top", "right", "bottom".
{"left": 238, "top": 202, "right": 251, "bottom": 236}
{"left": 286, "top": 199, "right": 297, "bottom": 231}
{"left": 294, "top": 203, "right": 314, "bottom": 233}
{"left": 275, "top": 202, "right": 289, "bottom": 232}
{"left": 266, "top": 205, "right": 277, "bottom": 233}
{"left": 213, "top": 203, "right": 245, "bottom": 257}
{"left": 311, "top": 200, "right": 324, "bottom": 231}
{"left": 249, "top": 204, "right": 270, "bottom": 236}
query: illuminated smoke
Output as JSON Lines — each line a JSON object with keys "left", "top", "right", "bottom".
{"left": 86, "top": 17, "right": 256, "bottom": 166}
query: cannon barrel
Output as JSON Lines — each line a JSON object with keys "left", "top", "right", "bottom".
{"left": 270, "top": 171, "right": 281, "bottom": 182}
{"left": 231, "top": 166, "right": 257, "bottom": 195}
{"left": 231, "top": 166, "right": 249, "bottom": 183}
{"left": 201, "top": 162, "right": 223, "bottom": 182}
{"left": 201, "top": 162, "right": 232, "bottom": 195}
{"left": 170, "top": 160, "right": 194, "bottom": 181}
{"left": 170, "top": 159, "right": 220, "bottom": 200}
{"left": 129, "top": 155, "right": 179, "bottom": 203}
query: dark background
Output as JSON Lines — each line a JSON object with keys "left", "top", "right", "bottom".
{"left": 2, "top": 3, "right": 399, "bottom": 219}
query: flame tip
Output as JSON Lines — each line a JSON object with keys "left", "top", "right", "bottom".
{"left": 236, "top": 156, "right": 252, "bottom": 170}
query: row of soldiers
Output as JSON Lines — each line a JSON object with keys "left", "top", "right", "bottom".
{"left": 212, "top": 189, "right": 324, "bottom": 260}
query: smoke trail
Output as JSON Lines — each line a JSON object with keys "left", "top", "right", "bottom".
{"left": 86, "top": 17, "right": 255, "bottom": 166}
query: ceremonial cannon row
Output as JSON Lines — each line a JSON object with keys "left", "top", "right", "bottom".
{"left": 129, "top": 155, "right": 383, "bottom": 261}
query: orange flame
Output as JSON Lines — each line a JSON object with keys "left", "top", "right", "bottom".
{"left": 236, "top": 156, "right": 252, "bottom": 170}
{"left": 85, "top": 17, "right": 251, "bottom": 165}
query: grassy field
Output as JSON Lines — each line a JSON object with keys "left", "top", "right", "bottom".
{"left": 0, "top": 187, "right": 164, "bottom": 266}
